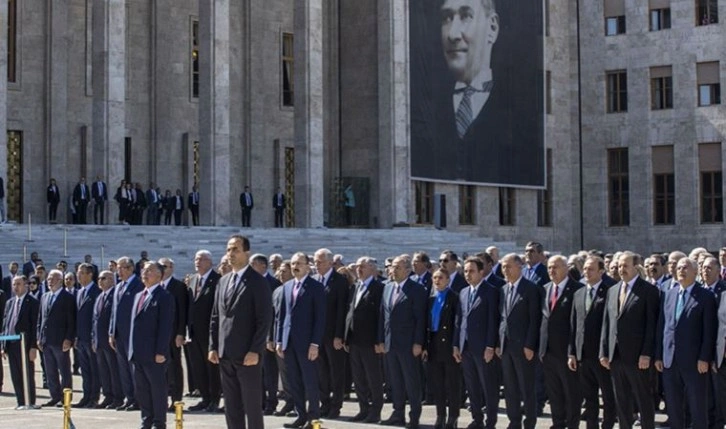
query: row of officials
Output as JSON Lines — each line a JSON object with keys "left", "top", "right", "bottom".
{"left": 2, "top": 237, "right": 726, "bottom": 429}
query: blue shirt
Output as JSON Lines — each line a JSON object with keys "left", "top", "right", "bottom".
{"left": 430, "top": 287, "right": 450, "bottom": 332}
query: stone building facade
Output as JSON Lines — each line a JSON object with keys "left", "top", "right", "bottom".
{"left": 0, "top": 0, "right": 724, "bottom": 254}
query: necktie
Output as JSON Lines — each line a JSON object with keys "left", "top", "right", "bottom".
{"left": 136, "top": 290, "right": 148, "bottom": 315}
{"left": 81, "top": 185, "right": 86, "bottom": 199}
{"left": 507, "top": 284, "right": 516, "bottom": 312}
{"left": 468, "top": 287, "right": 477, "bottom": 312}
{"left": 675, "top": 289, "right": 685, "bottom": 322}
{"left": 226, "top": 274, "right": 239, "bottom": 301}
{"left": 7, "top": 299, "right": 20, "bottom": 334}
{"left": 95, "top": 292, "right": 105, "bottom": 316}
{"left": 586, "top": 286, "right": 594, "bottom": 312}
{"left": 355, "top": 281, "right": 366, "bottom": 307}
{"left": 456, "top": 86, "right": 475, "bottom": 138}
{"left": 246, "top": 194, "right": 251, "bottom": 206}
{"left": 195, "top": 275, "right": 203, "bottom": 299}
{"left": 721, "top": 267, "right": 726, "bottom": 279}
{"left": 550, "top": 285, "right": 559, "bottom": 311}
{"left": 391, "top": 284, "right": 401, "bottom": 306}
{"left": 77, "top": 289, "right": 86, "bottom": 308}
{"left": 292, "top": 281, "right": 301, "bottom": 305}
{"left": 117, "top": 281, "right": 127, "bottom": 301}
{"left": 618, "top": 283, "right": 628, "bottom": 313}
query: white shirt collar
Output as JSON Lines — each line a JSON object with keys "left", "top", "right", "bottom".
{"left": 454, "top": 68, "right": 493, "bottom": 91}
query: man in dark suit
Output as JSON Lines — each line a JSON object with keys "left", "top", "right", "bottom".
{"left": 188, "top": 185, "right": 200, "bottom": 226}
{"left": 22, "top": 252, "right": 39, "bottom": 278}
{"left": 313, "top": 248, "right": 350, "bottom": 419}
{"left": 486, "top": 246, "right": 504, "bottom": 279}
{"left": 600, "top": 252, "right": 660, "bottom": 429}
{"left": 1, "top": 262, "right": 18, "bottom": 298}
{"left": 93, "top": 270, "right": 124, "bottom": 409}
{"left": 146, "top": 184, "right": 161, "bottom": 226}
{"left": 209, "top": 235, "right": 272, "bottom": 429}
{"left": 377, "top": 255, "right": 427, "bottom": 429}
{"left": 37, "top": 269, "right": 76, "bottom": 407}
{"left": 91, "top": 175, "right": 107, "bottom": 225}
{"left": 655, "top": 257, "right": 716, "bottom": 429}
{"left": 2, "top": 275, "right": 39, "bottom": 408}
{"left": 47, "top": 179, "right": 61, "bottom": 223}
{"left": 477, "top": 251, "right": 505, "bottom": 288}
{"left": 0, "top": 282, "right": 6, "bottom": 390}
{"left": 539, "top": 255, "right": 582, "bottom": 429}
{"left": 129, "top": 261, "right": 174, "bottom": 429}
{"left": 412, "top": 252, "right": 433, "bottom": 296}
{"left": 524, "top": 241, "right": 550, "bottom": 287}
{"left": 702, "top": 256, "right": 726, "bottom": 298}
{"left": 172, "top": 190, "right": 184, "bottom": 226}
{"left": 187, "top": 250, "right": 222, "bottom": 412}
{"left": 453, "top": 257, "right": 500, "bottom": 429}
{"left": 660, "top": 251, "right": 687, "bottom": 293}
{"left": 646, "top": 254, "right": 669, "bottom": 289}
{"left": 273, "top": 187, "right": 286, "bottom": 227}
{"left": 72, "top": 176, "right": 91, "bottom": 224}
{"left": 344, "top": 256, "right": 385, "bottom": 423}
{"left": 439, "top": 250, "right": 468, "bottom": 293}
{"left": 240, "top": 186, "right": 254, "bottom": 227}
{"left": 714, "top": 282, "right": 726, "bottom": 429}
{"left": 251, "top": 253, "right": 282, "bottom": 414}
{"left": 568, "top": 256, "right": 617, "bottom": 429}
{"left": 276, "top": 252, "right": 326, "bottom": 429}
{"left": 109, "top": 256, "right": 144, "bottom": 410}
{"left": 498, "top": 253, "right": 541, "bottom": 429}
{"left": 158, "top": 257, "right": 190, "bottom": 410}
{"left": 73, "top": 263, "right": 101, "bottom": 408}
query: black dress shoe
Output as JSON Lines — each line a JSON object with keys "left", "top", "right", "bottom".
{"left": 167, "top": 405, "right": 176, "bottom": 412}
{"left": 446, "top": 417, "right": 458, "bottom": 429}
{"left": 327, "top": 409, "right": 340, "bottom": 419}
{"left": 205, "top": 401, "right": 220, "bottom": 413}
{"left": 466, "top": 422, "right": 484, "bottom": 429}
{"left": 365, "top": 413, "right": 382, "bottom": 423}
{"left": 85, "top": 400, "right": 99, "bottom": 409}
{"left": 283, "top": 417, "right": 306, "bottom": 428}
{"left": 126, "top": 403, "right": 140, "bottom": 411}
{"left": 406, "top": 422, "right": 420, "bottom": 429}
{"left": 380, "top": 416, "right": 406, "bottom": 426}
{"left": 188, "top": 401, "right": 209, "bottom": 412}
{"left": 72, "top": 400, "right": 89, "bottom": 408}
{"left": 263, "top": 408, "right": 275, "bottom": 416}
{"left": 116, "top": 402, "right": 130, "bottom": 411}
{"left": 434, "top": 416, "right": 446, "bottom": 429}
{"left": 350, "top": 411, "right": 368, "bottom": 422}
{"left": 96, "top": 399, "right": 113, "bottom": 409}
{"left": 42, "top": 399, "right": 60, "bottom": 407}
{"left": 274, "top": 403, "right": 294, "bottom": 416}
{"left": 108, "top": 401, "right": 125, "bottom": 409}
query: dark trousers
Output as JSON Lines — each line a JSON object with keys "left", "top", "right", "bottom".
{"left": 318, "top": 340, "right": 346, "bottom": 413}
{"left": 610, "top": 358, "right": 655, "bottom": 429}
{"left": 76, "top": 342, "right": 100, "bottom": 401}
{"left": 43, "top": 344, "right": 72, "bottom": 402}
{"left": 429, "top": 354, "right": 462, "bottom": 423}
{"left": 134, "top": 361, "right": 168, "bottom": 429}
{"left": 182, "top": 345, "right": 196, "bottom": 393}
{"left": 173, "top": 209, "right": 182, "bottom": 226}
{"left": 578, "top": 358, "right": 616, "bottom": 429}
{"left": 167, "top": 343, "right": 184, "bottom": 402}
{"left": 542, "top": 353, "right": 581, "bottom": 429}
{"left": 189, "top": 206, "right": 199, "bottom": 226}
{"left": 715, "top": 360, "right": 726, "bottom": 429}
{"left": 219, "top": 358, "right": 264, "bottom": 429}
{"left": 94, "top": 200, "right": 105, "bottom": 224}
{"left": 663, "top": 362, "right": 708, "bottom": 429}
{"left": 262, "top": 349, "right": 279, "bottom": 411}
{"left": 188, "top": 336, "right": 220, "bottom": 402}
{"left": 49, "top": 202, "right": 59, "bottom": 222}
{"left": 164, "top": 210, "right": 172, "bottom": 225}
{"left": 241, "top": 208, "right": 251, "bottom": 227}
{"left": 285, "top": 346, "right": 321, "bottom": 421}
{"left": 461, "top": 348, "right": 497, "bottom": 427}
{"left": 77, "top": 201, "right": 88, "bottom": 224}
{"left": 274, "top": 208, "right": 284, "bottom": 227}
{"left": 276, "top": 353, "right": 293, "bottom": 407}
{"left": 97, "top": 345, "right": 123, "bottom": 403}
{"left": 709, "top": 369, "right": 722, "bottom": 429}
{"left": 115, "top": 339, "right": 136, "bottom": 404}
{"left": 146, "top": 206, "right": 158, "bottom": 225}
{"left": 7, "top": 343, "right": 36, "bottom": 406}
{"left": 349, "top": 344, "right": 383, "bottom": 418}
{"left": 386, "top": 348, "right": 422, "bottom": 423}
{"left": 501, "top": 347, "right": 537, "bottom": 429}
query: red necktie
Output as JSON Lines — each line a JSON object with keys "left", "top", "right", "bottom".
{"left": 550, "top": 286, "right": 558, "bottom": 311}
{"left": 136, "top": 290, "right": 148, "bottom": 315}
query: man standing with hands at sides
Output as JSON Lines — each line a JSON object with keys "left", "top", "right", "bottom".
{"left": 209, "top": 235, "right": 272, "bottom": 429}
{"left": 129, "top": 262, "right": 174, "bottom": 429}
{"left": 600, "top": 252, "right": 660, "bottom": 429}
{"left": 47, "top": 178, "right": 61, "bottom": 224}
{"left": 568, "top": 256, "right": 617, "bottom": 429}
{"left": 92, "top": 175, "right": 107, "bottom": 225}
{"left": 377, "top": 256, "right": 427, "bottom": 429}
{"left": 539, "top": 256, "right": 582, "bottom": 429}
{"left": 497, "top": 253, "right": 541, "bottom": 429}
{"left": 2, "top": 275, "right": 40, "bottom": 409}
{"left": 109, "top": 257, "right": 143, "bottom": 411}
{"left": 187, "top": 250, "right": 222, "bottom": 413}
{"left": 188, "top": 185, "right": 200, "bottom": 226}
{"left": 313, "top": 248, "right": 350, "bottom": 420}
{"left": 37, "top": 269, "right": 76, "bottom": 407}
{"left": 453, "top": 258, "right": 499, "bottom": 429}
{"left": 273, "top": 187, "right": 286, "bottom": 228}
{"left": 93, "top": 271, "right": 124, "bottom": 409}
{"left": 276, "top": 252, "right": 326, "bottom": 429}
{"left": 240, "top": 186, "right": 254, "bottom": 227}
{"left": 655, "top": 258, "right": 716, "bottom": 429}
{"left": 74, "top": 263, "right": 101, "bottom": 408}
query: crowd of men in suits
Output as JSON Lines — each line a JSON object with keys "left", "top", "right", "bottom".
{"left": 2, "top": 239, "right": 726, "bottom": 429}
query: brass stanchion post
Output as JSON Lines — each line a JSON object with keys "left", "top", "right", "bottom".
{"left": 63, "top": 388, "right": 72, "bottom": 429}
{"left": 174, "top": 401, "right": 184, "bottom": 429}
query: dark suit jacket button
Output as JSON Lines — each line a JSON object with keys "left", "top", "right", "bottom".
{"left": 443, "top": 326, "right": 448, "bottom": 330}
{"left": 442, "top": 338, "right": 446, "bottom": 342}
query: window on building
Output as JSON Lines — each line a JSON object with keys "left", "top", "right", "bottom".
{"left": 606, "top": 70, "right": 627, "bottom": 113}
{"left": 696, "top": 0, "right": 718, "bottom": 25}
{"left": 414, "top": 181, "right": 434, "bottom": 224}
{"left": 652, "top": 145, "right": 675, "bottom": 225}
{"left": 537, "top": 149, "right": 553, "bottom": 227}
{"left": 282, "top": 33, "right": 294, "bottom": 107}
{"left": 191, "top": 19, "right": 199, "bottom": 99}
{"left": 649, "top": 8, "right": 671, "bottom": 30}
{"left": 650, "top": 66, "right": 673, "bottom": 110}
{"left": 697, "top": 61, "right": 721, "bottom": 106}
{"left": 608, "top": 148, "right": 629, "bottom": 226}
{"left": 459, "top": 185, "right": 475, "bottom": 225}
{"left": 604, "top": 0, "right": 626, "bottom": 35}
{"left": 546, "top": 71, "right": 552, "bottom": 114}
{"left": 124, "top": 137, "right": 132, "bottom": 182}
{"left": 699, "top": 143, "right": 723, "bottom": 223}
{"left": 498, "top": 187, "right": 515, "bottom": 226}
{"left": 8, "top": 0, "right": 17, "bottom": 82}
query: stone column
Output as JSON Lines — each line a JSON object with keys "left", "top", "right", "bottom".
{"left": 377, "top": 0, "right": 411, "bottom": 226}
{"left": 294, "top": 0, "right": 325, "bottom": 228}
{"left": 0, "top": 0, "right": 7, "bottom": 182}
{"left": 92, "top": 0, "right": 125, "bottom": 221}
{"left": 198, "top": 0, "right": 230, "bottom": 226}
{"left": 47, "top": 0, "right": 69, "bottom": 215}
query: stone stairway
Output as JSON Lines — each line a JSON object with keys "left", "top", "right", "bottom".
{"left": 0, "top": 223, "right": 520, "bottom": 276}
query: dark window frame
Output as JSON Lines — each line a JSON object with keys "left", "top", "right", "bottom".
{"left": 608, "top": 148, "right": 630, "bottom": 226}
{"left": 653, "top": 173, "right": 675, "bottom": 225}
{"left": 606, "top": 71, "right": 628, "bottom": 113}
{"left": 651, "top": 75, "right": 673, "bottom": 110}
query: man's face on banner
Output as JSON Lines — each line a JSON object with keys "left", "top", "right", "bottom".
{"left": 441, "top": 0, "right": 499, "bottom": 84}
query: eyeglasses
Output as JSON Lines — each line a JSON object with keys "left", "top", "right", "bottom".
{"left": 439, "top": 259, "right": 449, "bottom": 263}
{"left": 29, "top": 282, "right": 37, "bottom": 285}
